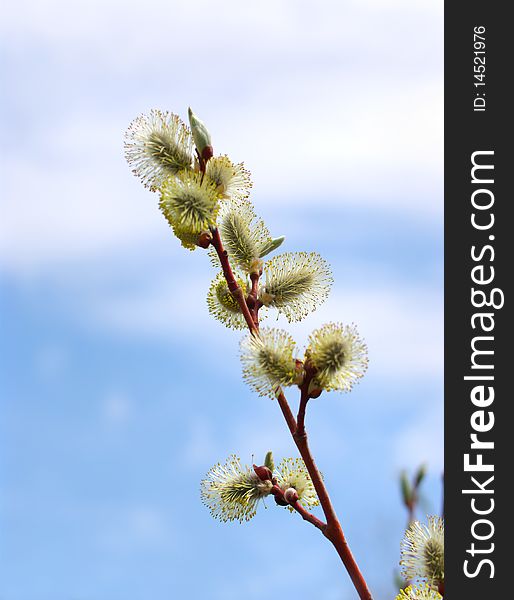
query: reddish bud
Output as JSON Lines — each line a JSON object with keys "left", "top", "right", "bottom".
{"left": 284, "top": 487, "right": 299, "bottom": 504}
{"left": 201, "top": 145, "right": 214, "bottom": 161}
{"left": 197, "top": 231, "right": 212, "bottom": 248}
{"left": 253, "top": 464, "right": 272, "bottom": 482}
{"left": 293, "top": 359, "right": 305, "bottom": 386}
{"left": 308, "top": 386, "right": 323, "bottom": 399}
{"left": 274, "top": 495, "right": 288, "bottom": 507}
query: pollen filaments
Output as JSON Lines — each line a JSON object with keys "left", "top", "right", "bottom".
{"left": 305, "top": 323, "right": 368, "bottom": 392}
{"left": 400, "top": 516, "right": 445, "bottom": 587}
{"left": 210, "top": 197, "right": 272, "bottom": 274}
{"left": 259, "top": 252, "right": 333, "bottom": 322}
{"left": 160, "top": 170, "right": 220, "bottom": 233}
{"left": 275, "top": 457, "right": 319, "bottom": 512}
{"left": 201, "top": 453, "right": 320, "bottom": 523}
{"left": 394, "top": 584, "right": 442, "bottom": 600}
{"left": 200, "top": 455, "right": 273, "bottom": 523}
{"left": 165, "top": 217, "right": 207, "bottom": 251}
{"left": 240, "top": 328, "right": 297, "bottom": 398}
{"left": 207, "top": 272, "right": 253, "bottom": 330}
{"left": 124, "top": 109, "right": 194, "bottom": 191}
{"left": 206, "top": 155, "right": 252, "bottom": 200}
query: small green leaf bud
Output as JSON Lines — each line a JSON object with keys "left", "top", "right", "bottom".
{"left": 188, "top": 107, "right": 213, "bottom": 161}
{"left": 264, "top": 451, "right": 275, "bottom": 473}
{"left": 400, "top": 470, "right": 412, "bottom": 507}
{"left": 259, "top": 236, "right": 286, "bottom": 258}
{"left": 414, "top": 463, "right": 427, "bottom": 488}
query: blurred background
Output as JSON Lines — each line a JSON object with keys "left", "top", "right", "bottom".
{"left": 0, "top": 1, "right": 443, "bottom": 598}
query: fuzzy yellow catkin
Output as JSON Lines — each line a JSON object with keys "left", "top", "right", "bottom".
{"left": 200, "top": 455, "right": 272, "bottom": 523}
{"left": 240, "top": 328, "right": 298, "bottom": 397}
{"left": 305, "top": 323, "right": 368, "bottom": 392}
{"left": 124, "top": 109, "right": 193, "bottom": 190}
{"left": 259, "top": 252, "right": 332, "bottom": 322}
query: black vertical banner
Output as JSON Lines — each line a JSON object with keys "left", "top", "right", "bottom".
{"left": 445, "top": 3, "right": 511, "bottom": 599}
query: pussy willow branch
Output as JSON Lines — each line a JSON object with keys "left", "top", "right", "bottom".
{"left": 270, "top": 484, "right": 326, "bottom": 532}
{"left": 296, "top": 380, "right": 311, "bottom": 438}
{"left": 210, "top": 228, "right": 373, "bottom": 600}
{"left": 210, "top": 229, "right": 257, "bottom": 334}
{"left": 248, "top": 271, "right": 261, "bottom": 328}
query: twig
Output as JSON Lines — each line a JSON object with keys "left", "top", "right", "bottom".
{"left": 276, "top": 388, "right": 298, "bottom": 437}
{"left": 296, "top": 372, "right": 313, "bottom": 438}
{"left": 210, "top": 232, "right": 373, "bottom": 600}
{"left": 248, "top": 271, "right": 261, "bottom": 329}
{"left": 293, "top": 425, "right": 372, "bottom": 599}
{"left": 210, "top": 228, "right": 257, "bottom": 334}
{"left": 270, "top": 484, "right": 327, "bottom": 532}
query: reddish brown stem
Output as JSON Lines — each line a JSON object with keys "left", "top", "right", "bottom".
{"left": 210, "top": 229, "right": 257, "bottom": 334}
{"left": 279, "top": 392, "right": 372, "bottom": 597}
{"left": 292, "top": 499, "right": 327, "bottom": 531}
{"left": 276, "top": 389, "right": 297, "bottom": 436}
{"left": 296, "top": 376, "right": 313, "bottom": 438}
{"left": 272, "top": 387, "right": 372, "bottom": 599}
{"left": 270, "top": 484, "right": 326, "bottom": 532}
{"left": 406, "top": 502, "right": 415, "bottom": 528}
{"left": 248, "top": 271, "right": 261, "bottom": 329}
{"left": 211, "top": 235, "right": 373, "bottom": 600}
{"left": 294, "top": 429, "right": 372, "bottom": 599}
{"left": 250, "top": 271, "right": 259, "bottom": 298}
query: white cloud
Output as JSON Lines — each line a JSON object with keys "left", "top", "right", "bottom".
{"left": 269, "top": 284, "right": 444, "bottom": 381}
{"left": 2, "top": 1, "right": 442, "bottom": 63}
{"left": 1, "top": 0, "right": 442, "bottom": 272}
{"left": 0, "top": 151, "right": 160, "bottom": 271}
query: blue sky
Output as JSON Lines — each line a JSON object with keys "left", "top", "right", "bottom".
{"left": 1, "top": 1, "right": 443, "bottom": 599}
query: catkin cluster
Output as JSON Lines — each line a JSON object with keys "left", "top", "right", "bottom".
{"left": 124, "top": 107, "right": 369, "bottom": 525}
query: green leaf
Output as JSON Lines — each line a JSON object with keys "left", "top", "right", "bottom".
{"left": 264, "top": 451, "right": 275, "bottom": 473}
{"left": 188, "top": 107, "right": 212, "bottom": 157}
{"left": 400, "top": 470, "right": 412, "bottom": 506}
{"left": 259, "top": 236, "right": 285, "bottom": 258}
{"left": 414, "top": 463, "right": 427, "bottom": 488}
